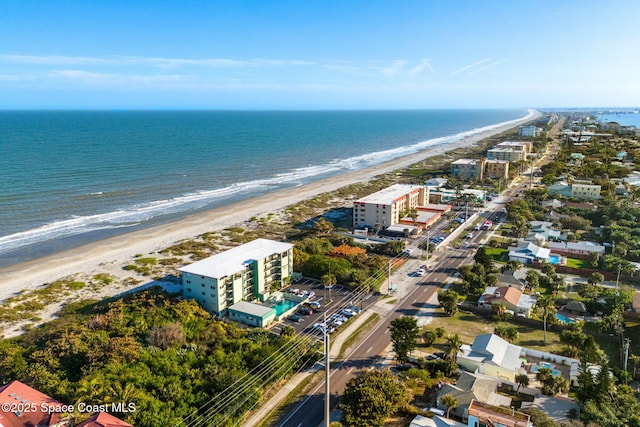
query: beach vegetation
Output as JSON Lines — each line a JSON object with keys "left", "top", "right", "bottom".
{"left": 0, "top": 288, "right": 316, "bottom": 426}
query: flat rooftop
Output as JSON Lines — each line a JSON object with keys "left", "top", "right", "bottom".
{"left": 179, "top": 238, "right": 293, "bottom": 279}
{"left": 355, "top": 184, "right": 424, "bottom": 205}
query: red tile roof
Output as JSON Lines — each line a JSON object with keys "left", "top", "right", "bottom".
{"left": 76, "top": 412, "right": 133, "bottom": 427}
{"left": 0, "top": 380, "right": 69, "bottom": 427}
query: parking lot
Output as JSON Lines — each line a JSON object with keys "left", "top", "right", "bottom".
{"left": 269, "top": 277, "right": 378, "bottom": 338}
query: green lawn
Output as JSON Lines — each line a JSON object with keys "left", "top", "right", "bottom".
{"left": 483, "top": 247, "right": 509, "bottom": 262}
{"left": 417, "top": 311, "right": 563, "bottom": 356}
{"left": 565, "top": 257, "right": 587, "bottom": 269}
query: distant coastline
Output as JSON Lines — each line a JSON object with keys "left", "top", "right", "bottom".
{"left": 0, "top": 109, "right": 541, "bottom": 301}
{"left": 0, "top": 109, "right": 533, "bottom": 267}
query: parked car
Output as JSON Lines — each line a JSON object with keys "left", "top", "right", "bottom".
{"left": 416, "top": 267, "right": 426, "bottom": 276}
{"left": 288, "top": 314, "right": 302, "bottom": 323}
{"left": 309, "top": 301, "right": 321, "bottom": 309}
{"left": 297, "top": 307, "right": 313, "bottom": 315}
{"left": 347, "top": 305, "right": 361, "bottom": 313}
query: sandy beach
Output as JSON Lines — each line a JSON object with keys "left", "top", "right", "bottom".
{"left": 0, "top": 110, "right": 541, "bottom": 302}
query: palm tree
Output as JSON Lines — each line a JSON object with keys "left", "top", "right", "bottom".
{"left": 515, "top": 373, "right": 529, "bottom": 395}
{"left": 446, "top": 334, "right": 463, "bottom": 363}
{"left": 536, "top": 294, "right": 556, "bottom": 345}
{"left": 440, "top": 393, "right": 458, "bottom": 418}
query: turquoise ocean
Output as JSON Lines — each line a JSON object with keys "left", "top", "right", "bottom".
{"left": 0, "top": 109, "right": 531, "bottom": 266}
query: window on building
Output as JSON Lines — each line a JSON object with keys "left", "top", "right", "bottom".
{"left": 186, "top": 288, "right": 191, "bottom": 292}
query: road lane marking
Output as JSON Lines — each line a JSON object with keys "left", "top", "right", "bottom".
{"left": 367, "top": 346, "right": 373, "bottom": 353}
{"left": 347, "top": 367, "right": 354, "bottom": 375}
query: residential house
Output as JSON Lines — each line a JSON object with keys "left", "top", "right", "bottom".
{"left": 564, "top": 300, "right": 587, "bottom": 316}
{"left": 0, "top": 380, "right": 71, "bottom": 427}
{"left": 484, "top": 159, "right": 509, "bottom": 180}
{"left": 457, "top": 334, "right": 526, "bottom": 382}
{"left": 409, "top": 415, "right": 465, "bottom": 427}
{"left": 508, "top": 242, "right": 550, "bottom": 264}
{"left": 425, "top": 177, "right": 448, "bottom": 188}
{"left": 571, "top": 180, "right": 601, "bottom": 200}
{"left": 180, "top": 238, "right": 294, "bottom": 316}
{"left": 76, "top": 412, "right": 133, "bottom": 427}
{"left": 521, "top": 396, "right": 580, "bottom": 424}
{"left": 451, "top": 158, "right": 486, "bottom": 180}
{"left": 541, "top": 199, "right": 565, "bottom": 210}
{"left": 518, "top": 125, "right": 542, "bottom": 137}
{"left": 429, "top": 188, "right": 486, "bottom": 204}
{"left": 525, "top": 221, "right": 562, "bottom": 244}
{"left": 468, "top": 400, "right": 532, "bottom": 427}
{"left": 353, "top": 184, "right": 429, "bottom": 230}
{"left": 547, "top": 241, "right": 605, "bottom": 259}
{"left": 494, "top": 270, "right": 526, "bottom": 290}
{"left": 478, "top": 286, "right": 536, "bottom": 317}
{"left": 437, "top": 372, "right": 512, "bottom": 420}
{"left": 547, "top": 181, "right": 572, "bottom": 198}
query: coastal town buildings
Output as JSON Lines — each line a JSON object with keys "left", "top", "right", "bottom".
{"left": 468, "top": 400, "right": 532, "bottom": 427}
{"left": 352, "top": 184, "right": 428, "bottom": 230}
{"left": 495, "top": 140, "right": 533, "bottom": 154}
{"left": 487, "top": 147, "right": 526, "bottom": 163}
{"left": 180, "top": 238, "right": 294, "bottom": 316}
{"left": 547, "top": 180, "right": 602, "bottom": 200}
{"left": 451, "top": 158, "right": 486, "bottom": 180}
{"left": 77, "top": 412, "right": 134, "bottom": 427}
{"left": 484, "top": 159, "right": 509, "bottom": 179}
{"left": 518, "top": 125, "right": 542, "bottom": 138}
{"left": 478, "top": 286, "right": 536, "bottom": 317}
{"left": 0, "top": 380, "right": 71, "bottom": 426}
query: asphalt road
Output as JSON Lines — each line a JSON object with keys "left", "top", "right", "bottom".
{"left": 276, "top": 230, "right": 494, "bottom": 427}
{"left": 275, "top": 167, "right": 544, "bottom": 426}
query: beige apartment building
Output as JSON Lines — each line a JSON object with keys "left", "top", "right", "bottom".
{"left": 353, "top": 184, "right": 428, "bottom": 229}
{"left": 487, "top": 147, "right": 526, "bottom": 162}
{"left": 484, "top": 159, "right": 509, "bottom": 179}
{"left": 495, "top": 140, "right": 533, "bottom": 154}
{"left": 180, "top": 238, "right": 294, "bottom": 316}
{"left": 451, "top": 158, "right": 486, "bottom": 180}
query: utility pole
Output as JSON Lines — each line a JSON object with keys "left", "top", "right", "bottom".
{"left": 624, "top": 338, "right": 630, "bottom": 374}
{"left": 324, "top": 312, "right": 330, "bottom": 427}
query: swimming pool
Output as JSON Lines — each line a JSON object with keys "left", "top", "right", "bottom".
{"left": 540, "top": 361, "right": 553, "bottom": 369}
{"left": 556, "top": 313, "right": 576, "bottom": 324}
{"left": 549, "top": 255, "right": 560, "bottom": 264}
{"left": 274, "top": 299, "right": 299, "bottom": 316}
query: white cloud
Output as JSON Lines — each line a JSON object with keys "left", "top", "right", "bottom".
{"left": 451, "top": 58, "right": 492, "bottom": 75}
{"left": 408, "top": 58, "right": 436, "bottom": 75}
{"left": 376, "top": 60, "right": 407, "bottom": 76}
{"left": 468, "top": 59, "right": 507, "bottom": 75}
{"left": 0, "top": 54, "right": 314, "bottom": 69}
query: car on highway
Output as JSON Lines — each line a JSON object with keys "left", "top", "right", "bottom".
{"left": 465, "top": 233, "right": 473, "bottom": 239}
{"left": 416, "top": 267, "right": 426, "bottom": 276}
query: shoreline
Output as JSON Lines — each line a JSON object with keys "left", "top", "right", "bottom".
{"left": 0, "top": 110, "right": 541, "bottom": 300}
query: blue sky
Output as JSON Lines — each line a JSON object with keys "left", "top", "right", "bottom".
{"left": 1, "top": 1, "right": 639, "bottom": 109}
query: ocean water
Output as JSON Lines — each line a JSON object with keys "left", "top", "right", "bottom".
{"left": 597, "top": 112, "right": 640, "bottom": 127}
{"left": 0, "top": 109, "right": 531, "bottom": 265}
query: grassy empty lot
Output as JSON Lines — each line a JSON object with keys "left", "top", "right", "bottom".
{"left": 416, "top": 310, "right": 563, "bottom": 357}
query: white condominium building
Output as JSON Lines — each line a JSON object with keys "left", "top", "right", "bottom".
{"left": 180, "top": 238, "right": 294, "bottom": 316}
{"left": 353, "top": 184, "right": 428, "bottom": 229}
